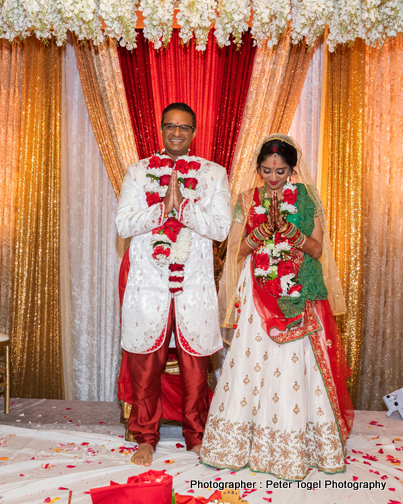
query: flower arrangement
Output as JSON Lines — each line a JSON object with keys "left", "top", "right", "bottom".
{"left": 0, "top": 1, "right": 401, "bottom": 52}
{"left": 176, "top": 0, "right": 216, "bottom": 51}
{"left": 99, "top": 0, "right": 138, "bottom": 49}
{"left": 139, "top": 0, "right": 173, "bottom": 49}
{"left": 214, "top": 0, "right": 251, "bottom": 48}
{"left": 144, "top": 152, "right": 202, "bottom": 294}
{"left": 251, "top": 0, "right": 291, "bottom": 48}
{"left": 253, "top": 182, "right": 302, "bottom": 298}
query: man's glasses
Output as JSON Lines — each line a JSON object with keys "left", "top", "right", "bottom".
{"left": 162, "top": 123, "right": 195, "bottom": 134}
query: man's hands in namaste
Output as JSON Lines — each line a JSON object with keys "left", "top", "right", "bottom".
{"left": 267, "top": 191, "right": 286, "bottom": 233}
{"left": 164, "top": 170, "right": 183, "bottom": 214}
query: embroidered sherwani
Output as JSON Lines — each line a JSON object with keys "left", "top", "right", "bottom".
{"left": 115, "top": 156, "right": 232, "bottom": 356}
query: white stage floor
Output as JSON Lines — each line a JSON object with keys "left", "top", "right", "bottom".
{"left": 1, "top": 399, "right": 403, "bottom": 503}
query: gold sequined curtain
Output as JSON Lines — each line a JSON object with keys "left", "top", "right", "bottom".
{"left": 11, "top": 37, "right": 63, "bottom": 399}
{"left": 357, "top": 36, "right": 403, "bottom": 410}
{"left": 73, "top": 36, "right": 138, "bottom": 197}
{"left": 320, "top": 39, "right": 366, "bottom": 407}
{"left": 0, "top": 40, "right": 22, "bottom": 337}
{"left": 229, "top": 30, "right": 312, "bottom": 205}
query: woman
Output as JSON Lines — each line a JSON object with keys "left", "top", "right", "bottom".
{"left": 200, "top": 134, "right": 354, "bottom": 480}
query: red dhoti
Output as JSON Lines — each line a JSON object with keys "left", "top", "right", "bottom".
{"left": 125, "top": 298, "right": 210, "bottom": 450}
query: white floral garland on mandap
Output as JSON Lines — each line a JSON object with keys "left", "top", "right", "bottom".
{"left": 0, "top": 0, "right": 402, "bottom": 52}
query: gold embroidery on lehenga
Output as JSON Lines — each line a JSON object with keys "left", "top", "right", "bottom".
{"left": 293, "top": 381, "right": 300, "bottom": 392}
{"left": 261, "top": 378, "right": 264, "bottom": 388}
{"left": 219, "top": 403, "right": 224, "bottom": 413}
{"left": 245, "top": 348, "right": 251, "bottom": 358}
{"left": 263, "top": 351, "right": 268, "bottom": 361}
{"left": 252, "top": 406, "right": 257, "bottom": 416}
{"left": 255, "top": 332, "right": 262, "bottom": 342}
{"left": 243, "top": 375, "right": 250, "bottom": 385}
{"left": 254, "top": 363, "right": 261, "bottom": 373}
{"left": 230, "top": 358, "right": 235, "bottom": 369}
{"left": 313, "top": 364, "right": 318, "bottom": 372}
{"left": 236, "top": 329, "right": 240, "bottom": 338}
{"left": 293, "top": 404, "right": 300, "bottom": 415}
{"left": 274, "top": 368, "right": 281, "bottom": 378}
{"left": 253, "top": 386, "right": 259, "bottom": 396}
{"left": 224, "top": 382, "right": 229, "bottom": 392}
{"left": 315, "top": 386, "right": 322, "bottom": 396}
{"left": 200, "top": 416, "right": 345, "bottom": 479}
{"left": 273, "top": 393, "right": 279, "bottom": 403}
{"left": 248, "top": 314, "right": 253, "bottom": 324}
{"left": 317, "top": 407, "right": 324, "bottom": 417}
{"left": 241, "top": 397, "right": 247, "bottom": 407}
{"left": 291, "top": 353, "right": 299, "bottom": 363}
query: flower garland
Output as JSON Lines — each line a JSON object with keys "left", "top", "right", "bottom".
{"left": 144, "top": 152, "right": 202, "bottom": 295}
{"left": 139, "top": 0, "right": 173, "bottom": 50}
{"left": 251, "top": 0, "right": 291, "bottom": 48}
{"left": 0, "top": 1, "right": 402, "bottom": 52}
{"left": 99, "top": 0, "right": 138, "bottom": 50}
{"left": 214, "top": 0, "right": 251, "bottom": 49}
{"left": 252, "top": 182, "right": 303, "bottom": 299}
{"left": 176, "top": 0, "right": 216, "bottom": 51}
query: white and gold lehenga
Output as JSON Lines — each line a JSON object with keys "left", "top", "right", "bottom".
{"left": 200, "top": 135, "right": 354, "bottom": 480}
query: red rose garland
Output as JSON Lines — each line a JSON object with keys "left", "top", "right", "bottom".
{"left": 144, "top": 152, "right": 202, "bottom": 295}
{"left": 252, "top": 182, "right": 302, "bottom": 299}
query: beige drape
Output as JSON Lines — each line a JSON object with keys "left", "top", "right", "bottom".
{"left": 11, "top": 37, "right": 63, "bottom": 399}
{"left": 73, "top": 36, "right": 138, "bottom": 197}
{"left": 357, "top": 36, "right": 403, "bottom": 410}
{"left": 229, "top": 30, "right": 312, "bottom": 206}
{"left": 0, "top": 40, "right": 22, "bottom": 338}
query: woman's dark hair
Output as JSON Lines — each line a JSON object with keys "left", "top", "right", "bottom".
{"left": 257, "top": 139, "right": 298, "bottom": 174}
{"left": 161, "top": 102, "right": 197, "bottom": 128}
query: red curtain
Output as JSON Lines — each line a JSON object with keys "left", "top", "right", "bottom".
{"left": 118, "top": 32, "right": 160, "bottom": 160}
{"left": 118, "top": 30, "right": 256, "bottom": 174}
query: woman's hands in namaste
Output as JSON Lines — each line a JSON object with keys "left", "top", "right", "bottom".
{"left": 164, "top": 170, "right": 183, "bottom": 214}
{"left": 269, "top": 191, "right": 287, "bottom": 232}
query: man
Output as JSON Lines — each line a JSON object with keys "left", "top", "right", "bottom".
{"left": 115, "top": 103, "right": 231, "bottom": 465}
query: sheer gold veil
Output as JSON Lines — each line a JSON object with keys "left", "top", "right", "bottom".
{"left": 219, "top": 133, "right": 346, "bottom": 344}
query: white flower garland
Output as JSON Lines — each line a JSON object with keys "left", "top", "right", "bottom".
{"left": 176, "top": 0, "right": 216, "bottom": 51}
{"left": 291, "top": 0, "right": 333, "bottom": 47}
{"left": 251, "top": 0, "right": 291, "bottom": 48}
{"left": 214, "top": 0, "right": 251, "bottom": 48}
{"left": 0, "top": 1, "right": 402, "bottom": 52}
{"left": 99, "top": 0, "right": 138, "bottom": 49}
{"left": 139, "top": 0, "right": 173, "bottom": 50}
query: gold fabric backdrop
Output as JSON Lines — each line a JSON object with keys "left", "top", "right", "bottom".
{"left": 11, "top": 37, "right": 63, "bottom": 399}
{"left": 0, "top": 40, "right": 22, "bottom": 337}
{"left": 320, "top": 39, "right": 366, "bottom": 407}
{"left": 73, "top": 36, "right": 138, "bottom": 197}
{"left": 357, "top": 36, "right": 403, "bottom": 409}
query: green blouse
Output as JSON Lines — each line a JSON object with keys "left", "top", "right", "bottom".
{"left": 277, "top": 183, "right": 328, "bottom": 318}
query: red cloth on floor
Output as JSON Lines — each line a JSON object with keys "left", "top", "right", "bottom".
{"left": 90, "top": 470, "right": 172, "bottom": 504}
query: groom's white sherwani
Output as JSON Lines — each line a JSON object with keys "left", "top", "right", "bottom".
{"left": 115, "top": 156, "right": 231, "bottom": 356}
